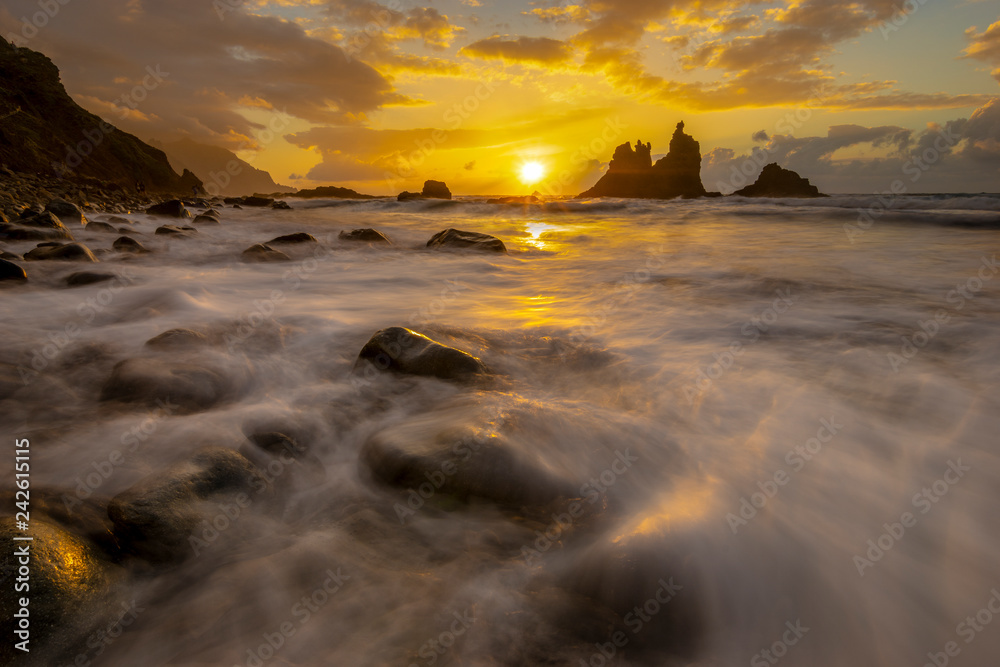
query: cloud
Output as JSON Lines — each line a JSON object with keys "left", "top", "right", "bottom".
{"left": 461, "top": 36, "right": 574, "bottom": 65}
{"left": 702, "top": 99, "right": 1000, "bottom": 193}
{"left": 963, "top": 21, "right": 1000, "bottom": 83}
{"left": 0, "top": 0, "right": 409, "bottom": 149}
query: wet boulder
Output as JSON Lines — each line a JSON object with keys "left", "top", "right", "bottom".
{"left": 84, "top": 220, "right": 117, "bottom": 233}
{"left": 65, "top": 271, "right": 116, "bottom": 287}
{"left": 45, "top": 198, "right": 85, "bottom": 224}
{"left": 268, "top": 232, "right": 317, "bottom": 245}
{"left": 19, "top": 210, "right": 65, "bottom": 229}
{"left": 339, "top": 228, "right": 390, "bottom": 243}
{"left": 0, "top": 257, "right": 26, "bottom": 282}
{"left": 113, "top": 236, "right": 150, "bottom": 253}
{"left": 146, "top": 200, "right": 191, "bottom": 217}
{"left": 145, "top": 328, "right": 209, "bottom": 348}
{"left": 24, "top": 242, "right": 98, "bottom": 262}
{"left": 354, "top": 327, "right": 487, "bottom": 382}
{"left": 361, "top": 401, "right": 575, "bottom": 510}
{"left": 0, "top": 518, "right": 127, "bottom": 665}
{"left": 243, "top": 196, "right": 274, "bottom": 207}
{"left": 241, "top": 243, "right": 290, "bottom": 263}
{"left": 155, "top": 225, "right": 196, "bottom": 237}
{"left": 193, "top": 213, "right": 220, "bottom": 224}
{"left": 422, "top": 180, "right": 452, "bottom": 199}
{"left": 427, "top": 228, "right": 507, "bottom": 253}
{"left": 99, "top": 357, "right": 238, "bottom": 413}
{"left": 0, "top": 221, "right": 73, "bottom": 241}
{"left": 272, "top": 200, "right": 292, "bottom": 210}
{"left": 107, "top": 447, "right": 269, "bottom": 563}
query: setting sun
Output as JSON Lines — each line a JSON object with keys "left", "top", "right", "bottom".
{"left": 519, "top": 161, "right": 546, "bottom": 185}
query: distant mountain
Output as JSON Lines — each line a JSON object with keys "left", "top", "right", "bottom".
{"left": 153, "top": 138, "right": 295, "bottom": 197}
{"left": 291, "top": 185, "right": 378, "bottom": 199}
{"left": 0, "top": 38, "right": 199, "bottom": 192}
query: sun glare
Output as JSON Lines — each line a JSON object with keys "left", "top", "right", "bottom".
{"left": 519, "top": 161, "right": 546, "bottom": 185}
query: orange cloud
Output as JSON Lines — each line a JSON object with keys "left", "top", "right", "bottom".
{"left": 964, "top": 21, "right": 1000, "bottom": 83}
{"left": 461, "top": 36, "right": 574, "bottom": 65}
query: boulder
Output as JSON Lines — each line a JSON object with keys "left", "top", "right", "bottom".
{"left": 155, "top": 225, "right": 196, "bottom": 237}
{"left": 145, "top": 328, "right": 209, "bottom": 348}
{"left": 733, "top": 163, "right": 826, "bottom": 198}
{"left": 0, "top": 221, "right": 73, "bottom": 241}
{"left": 45, "top": 197, "right": 85, "bottom": 224}
{"left": 192, "top": 213, "right": 220, "bottom": 224}
{"left": 339, "top": 228, "right": 390, "bottom": 243}
{"left": 579, "top": 121, "right": 707, "bottom": 199}
{"left": 101, "top": 215, "right": 132, "bottom": 225}
{"left": 84, "top": 220, "right": 117, "bottom": 233}
{"left": 272, "top": 200, "right": 292, "bottom": 210}
{"left": 24, "top": 242, "right": 98, "bottom": 262}
{"left": 107, "top": 447, "right": 269, "bottom": 563}
{"left": 0, "top": 250, "right": 22, "bottom": 260}
{"left": 487, "top": 195, "right": 540, "bottom": 204}
{"left": 113, "top": 236, "right": 150, "bottom": 253}
{"left": 268, "top": 232, "right": 317, "bottom": 245}
{"left": 0, "top": 257, "right": 26, "bottom": 281}
{"left": 360, "top": 401, "right": 575, "bottom": 509}
{"left": 397, "top": 191, "right": 423, "bottom": 201}
{"left": 65, "top": 271, "right": 115, "bottom": 286}
{"left": 243, "top": 196, "right": 274, "bottom": 207}
{"left": 99, "top": 357, "right": 235, "bottom": 412}
{"left": 0, "top": 518, "right": 126, "bottom": 664}
{"left": 422, "top": 179, "right": 452, "bottom": 199}
{"left": 354, "top": 327, "right": 487, "bottom": 382}
{"left": 241, "top": 243, "right": 290, "bottom": 263}
{"left": 19, "top": 210, "right": 65, "bottom": 228}
{"left": 200, "top": 209, "right": 222, "bottom": 220}
{"left": 146, "top": 199, "right": 191, "bottom": 217}
{"left": 426, "top": 228, "right": 506, "bottom": 253}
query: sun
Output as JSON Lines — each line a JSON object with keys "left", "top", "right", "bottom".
{"left": 519, "top": 161, "right": 546, "bottom": 185}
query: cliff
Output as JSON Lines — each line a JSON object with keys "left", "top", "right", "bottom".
{"left": 153, "top": 138, "right": 294, "bottom": 196}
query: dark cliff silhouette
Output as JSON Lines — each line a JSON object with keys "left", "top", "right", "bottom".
{"left": 579, "top": 122, "right": 707, "bottom": 199}
{"left": 0, "top": 38, "right": 199, "bottom": 192}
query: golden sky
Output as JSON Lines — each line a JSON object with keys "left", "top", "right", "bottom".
{"left": 2, "top": 0, "right": 999, "bottom": 194}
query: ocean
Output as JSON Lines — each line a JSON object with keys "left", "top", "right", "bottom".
{"left": 2, "top": 193, "right": 999, "bottom": 666}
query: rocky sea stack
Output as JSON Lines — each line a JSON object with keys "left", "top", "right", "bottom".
{"left": 580, "top": 121, "right": 707, "bottom": 199}
{"left": 734, "top": 163, "right": 826, "bottom": 198}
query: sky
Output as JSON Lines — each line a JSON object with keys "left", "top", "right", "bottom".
{"left": 1, "top": 0, "right": 998, "bottom": 195}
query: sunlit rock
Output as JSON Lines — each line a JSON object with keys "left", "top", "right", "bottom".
{"left": 422, "top": 179, "right": 452, "bottom": 199}
{"left": 107, "top": 447, "right": 270, "bottom": 563}
{"left": 45, "top": 197, "right": 85, "bottom": 224}
{"left": 426, "top": 228, "right": 507, "bottom": 253}
{"left": 24, "top": 242, "right": 98, "bottom": 261}
{"left": 354, "top": 326, "right": 488, "bottom": 382}
{"left": 241, "top": 242, "right": 290, "bottom": 262}
{"left": 339, "top": 228, "right": 390, "bottom": 243}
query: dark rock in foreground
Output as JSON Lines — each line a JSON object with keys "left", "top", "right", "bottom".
{"left": 193, "top": 213, "right": 220, "bottom": 224}
{"left": 146, "top": 328, "right": 209, "bottom": 348}
{"left": 355, "top": 327, "right": 488, "bottom": 383}
{"left": 268, "top": 232, "right": 317, "bottom": 245}
{"left": 45, "top": 198, "right": 85, "bottom": 224}
{"left": 99, "top": 357, "right": 237, "bottom": 412}
{"left": 427, "top": 228, "right": 506, "bottom": 253}
{"left": 733, "top": 163, "right": 826, "bottom": 198}
{"left": 0, "top": 257, "right": 26, "bottom": 281}
{"left": 579, "top": 121, "right": 707, "bottom": 199}
{"left": 146, "top": 199, "right": 191, "bottom": 218}
{"left": 107, "top": 447, "right": 268, "bottom": 563}
{"left": 339, "top": 228, "right": 390, "bottom": 243}
{"left": 84, "top": 220, "right": 117, "bottom": 233}
{"left": 113, "top": 236, "right": 150, "bottom": 253}
{"left": 24, "top": 242, "right": 98, "bottom": 262}
{"left": 361, "top": 401, "right": 575, "bottom": 510}
{"left": 65, "top": 271, "right": 115, "bottom": 286}
{"left": 242, "top": 243, "right": 290, "bottom": 262}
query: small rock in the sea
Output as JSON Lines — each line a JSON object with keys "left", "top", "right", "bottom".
{"left": 101, "top": 215, "right": 132, "bottom": 225}
{"left": 0, "top": 221, "right": 74, "bottom": 241}
{"left": 201, "top": 208, "right": 222, "bottom": 220}
{"left": 193, "top": 213, "right": 220, "bottom": 224}
{"left": 268, "top": 232, "right": 317, "bottom": 245}
{"left": 146, "top": 199, "right": 191, "bottom": 217}
{"left": 145, "top": 327, "right": 209, "bottom": 347}
{"left": 272, "top": 200, "right": 292, "bottom": 209}
{"left": 243, "top": 196, "right": 274, "bottom": 207}
{"left": 422, "top": 179, "right": 452, "bottom": 199}
{"left": 45, "top": 197, "right": 85, "bottom": 224}
{"left": 113, "top": 235, "right": 150, "bottom": 253}
{"left": 155, "top": 224, "right": 196, "bottom": 237}
{"left": 339, "top": 228, "right": 390, "bottom": 243}
{"left": 242, "top": 243, "right": 290, "bottom": 262}
{"left": 355, "top": 326, "right": 488, "bottom": 382}
{"left": 84, "top": 220, "right": 117, "bottom": 233}
{"left": 0, "top": 257, "right": 27, "bottom": 282}
{"left": 107, "top": 447, "right": 269, "bottom": 563}
{"left": 65, "top": 271, "right": 115, "bottom": 286}
{"left": 99, "top": 357, "right": 235, "bottom": 412}
{"left": 18, "top": 211, "right": 65, "bottom": 229}
{"left": 426, "top": 228, "right": 507, "bottom": 253}
{"left": 24, "top": 242, "right": 98, "bottom": 262}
